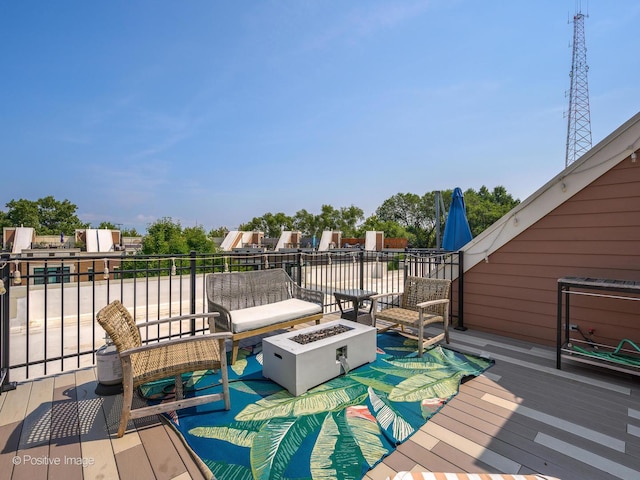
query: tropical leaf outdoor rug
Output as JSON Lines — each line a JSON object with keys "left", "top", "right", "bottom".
{"left": 140, "top": 331, "right": 494, "bottom": 480}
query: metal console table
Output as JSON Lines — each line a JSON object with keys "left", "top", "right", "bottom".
{"left": 557, "top": 276, "right": 640, "bottom": 376}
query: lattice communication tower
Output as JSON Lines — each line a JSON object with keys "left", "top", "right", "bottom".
{"left": 565, "top": 11, "right": 592, "bottom": 167}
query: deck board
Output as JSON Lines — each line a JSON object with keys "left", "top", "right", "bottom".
{"left": 74, "top": 368, "right": 121, "bottom": 480}
{"left": 137, "top": 423, "right": 189, "bottom": 480}
{"left": 12, "top": 378, "right": 50, "bottom": 480}
{"left": 114, "top": 443, "right": 156, "bottom": 480}
{"left": 163, "top": 422, "right": 208, "bottom": 480}
{"left": 48, "top": 375, "right": 83, "bottom": 480}
{"left": 2, "top": 322, "right": 640, "bottom": 479}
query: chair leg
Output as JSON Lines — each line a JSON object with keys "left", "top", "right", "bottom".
{"left": 174, "top": 374, "right": 183, "bottom": 400}
{"left": 219, "top": 338, "right": 231, "bottom": 410}
{"left": 417, "top": 317, "right": 424, "bottom": 358}
{"left": 231, "top": 340, "right": 240, "bottom": 365}
{"left": 118, "top": 364, "right": 134, "bottom": 438}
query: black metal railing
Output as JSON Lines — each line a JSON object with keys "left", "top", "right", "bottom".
{"left": 1, "top": 254, "right": 15, "bottom": 392}
{"left": 0, "top": 248, "right": 463, "bottom": 386}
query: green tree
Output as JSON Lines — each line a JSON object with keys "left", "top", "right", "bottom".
{"left": 183, "top": 225, "right": 216, "bottom": 253}
{"left": 376, "top": 193, "right": 436, "bottom": 247}
{"left": 97, "top": 221, "right": 117, "bottom": 230}
{"left": 375, "top": 187, "right": 520, "bottom": 248}
{"left": 291, "top": 205, "right": 364, "bottom": 238}
{"left": 4, "top": 196, "right": 89, "bottom": 235}
{"left": 316, "top": 205, "right": 341, "bottom": 232}
{"left": 122, "top": 227, "right": 140, "bottom": 237}
{"left": 209, "top": 226, "right": 229, "bottom": 238}
{"left": 0, "top": 210, "right": 8, "bottom": 236}
{"left": 239, "top": 212, "right": 294, "bottom": 238}
{"left": 293, "top": 209, "right": 321, "bottom": 238}
{"left": 4, "top": 199, "right": 40, "bottom": 230}
{"left": 334, "top": 205, "right": 364, "bottom": 237}
{"left": 94, "top": 222, "right": 138, "bottom": 237}
{"left": 141, "top": 217, "right": 188, "bottom": 255}
{"left": 463, "top": 186, "right": 519, "bottom": 237}
{"left": 356, "top": 215, "right": 417, "bottom": 245}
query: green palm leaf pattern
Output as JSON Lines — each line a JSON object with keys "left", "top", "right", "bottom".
{"left": 250, "top": 413, "right": 326, "bottom": 480}
{"left": 310, "top": 411, "right": 356, "bottom": 479}
{"left": 206, "top": 460, "right": 253, "bottom": 480}
{"left": 310, "top": 409, "right": 388, "bottom": 479}
{"left": 171, "top": 333, "right": 494, "bottom": 480}
{"left": 231, "top": 349, "right": 251, "bottom": 376}
{"left": 231, "top": 379, "right": 283, "bottom": 396}
{"left": 368, "top": 387, "right": 415, "bottom": 442}
{"left": 349, "top": 372, "right": 395, "bottom": 394}
{"left": 388, "top": 371, "right": 464, "bottom": 402}
{"left": 346, "top": 410, "right": 389, "bottom": 466}
{"left": 189, "top": 420, "right": 268, "bottom": 446}
{"left": 184, "top": 370, "right": 210, "bottom": 389}
{"left": 383, "top": 345, "right": 418, "bottom": 353}
{"left": 370, "top": 363, "right": 451, "bottom": 381}
{"left": 436, "top": 346, "right": 492, "bottom": 373}
{"left": 235, "top": 379, "right": 368, "bottom": 422}
{"left": 383, "top": 356, "right": 455, "bottom": 372}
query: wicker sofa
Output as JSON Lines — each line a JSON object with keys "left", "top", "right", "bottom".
{"left": 206, "top": 268, "right": 324, "bottom": 364}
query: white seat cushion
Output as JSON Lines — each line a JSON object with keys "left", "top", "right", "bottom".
{"left": 230, "top": 299, "right": 322, "bottom": 333}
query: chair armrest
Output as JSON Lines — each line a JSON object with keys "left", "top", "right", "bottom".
{"left": 207, "top": 303, "right": 233, "bottom": 333}
{"left": 136, "top": 312, "right": 219, "bottom": 330}
{"left": 371, "top": 292, "right": 403, "bottom": 322}
{"left": 370, "top": 292, "right": 402, "bottom": 302}
{"left": 291, "top": 283, "right": 324, "bottom": 306}
{"left": 119, "top": 331, "right": 232, "bottom": 358}
{"left": 416, "top": 298, "right": 450, "bottom": 309}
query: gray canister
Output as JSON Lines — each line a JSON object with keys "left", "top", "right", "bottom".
{"left": 96, "top": 343, "right": 123, "bottom": 385}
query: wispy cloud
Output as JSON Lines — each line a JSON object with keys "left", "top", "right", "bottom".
{"left": 78, "top": 159, "right": 174, "bottom": 229}
{"left": 89, "top": 160, "right": 171, "bottom": 206}
{"left": 303, "top": 0, "right": 434, "bottom": 50}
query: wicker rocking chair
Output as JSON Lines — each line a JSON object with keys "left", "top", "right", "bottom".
{"left": 96, "top": 300, "right": 232, "bottom": 437}
{"left": 371, "top": 277, "right": 451, "bottom": 357}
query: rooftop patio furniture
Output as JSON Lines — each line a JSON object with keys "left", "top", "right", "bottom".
{"left": 206, "top": 268, "right": 324, "bottom": 365}
{"left": 371, "top": 276, "right": 451, "bottom": 357}
{"left": 557, "top": 276, "right": 640, "bottom": 376}
{"left": 96, "top": 300, "right": 231, "bottom": 437}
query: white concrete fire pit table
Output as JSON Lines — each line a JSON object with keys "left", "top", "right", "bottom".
{"left": 262, "top": 319, "right": 377, "bottom": 396}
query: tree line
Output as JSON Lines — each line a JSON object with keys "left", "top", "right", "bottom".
{"left": 239, "top": 186, "right": 519, "bottom": 248}
{"left": 0, "top": 186, "right": 519, "bottom": 253}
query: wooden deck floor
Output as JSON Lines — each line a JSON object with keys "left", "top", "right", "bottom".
{"left": 1, "top": 318, "right": 639, "bottom": 480}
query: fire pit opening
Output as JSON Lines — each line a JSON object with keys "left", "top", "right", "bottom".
{"left": 290, "top": 324, "right": 354, "bottom": 345}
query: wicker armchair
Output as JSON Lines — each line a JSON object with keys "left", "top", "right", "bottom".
{"left": 371, "top": 277, "right": 451, "bottom": 357}
{"left": 96, "top": 300, "right": 231, "bottom": 437}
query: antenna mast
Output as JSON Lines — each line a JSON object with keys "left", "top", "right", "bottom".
{"left": 565, "top": 9, "right": 592, "bottom": 167}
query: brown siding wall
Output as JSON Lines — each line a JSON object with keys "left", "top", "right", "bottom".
{"left": 463, "top": 157, "right": 640, "bottom": 348}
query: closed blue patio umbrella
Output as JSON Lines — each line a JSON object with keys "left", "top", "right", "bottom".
{"left": 442, "top": 187, "right": 473, "bottom": 251}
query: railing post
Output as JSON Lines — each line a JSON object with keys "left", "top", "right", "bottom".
{"left": 359, "top": 248, "right": 365, "bottom": 290}
{"left": 1, "top": 254, "right": 16, "bottom": 393}
{"left": 403, "top": 248, "right": 409, "bottom": 278}
{"left": 296, "top": 250, "right": 303, "bottom": 287}
{"left": 190, "top": 250, "right": 197, "bottom": 335}
{"left": 455, "top": 250, "right": 467, "bottom": 331}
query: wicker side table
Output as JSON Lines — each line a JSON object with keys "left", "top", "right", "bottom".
{"left": 334, "top": 289, "right": 377, "bottom": 325}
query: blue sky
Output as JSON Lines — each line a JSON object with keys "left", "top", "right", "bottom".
{"left": 1, "top": 1, "right": 639, "bottom": 234}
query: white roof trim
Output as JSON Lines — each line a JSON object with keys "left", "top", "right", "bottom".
{"left": 460, "top": 111, "right": 640, "bottom": 273}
